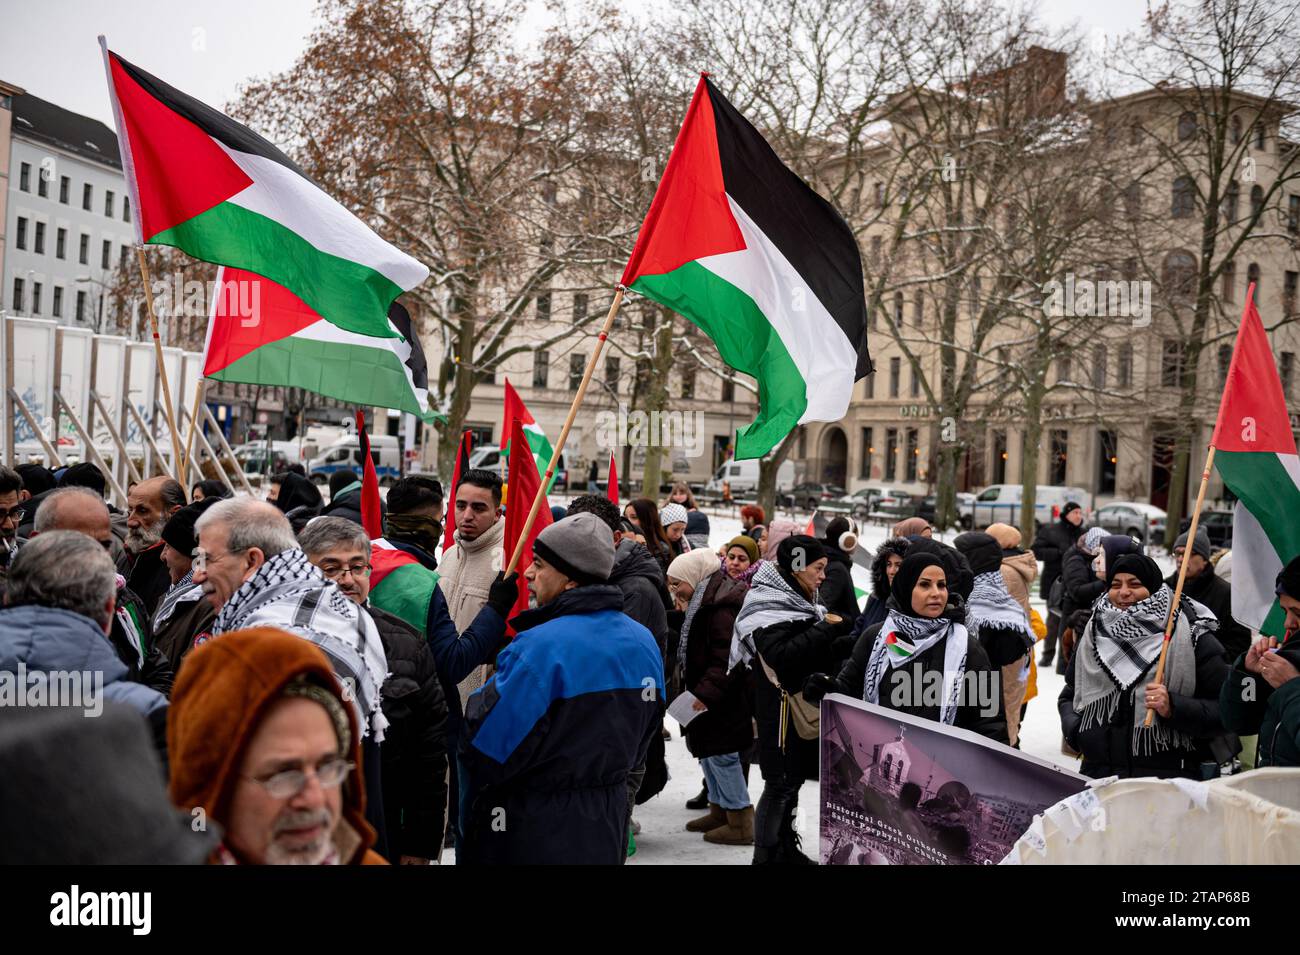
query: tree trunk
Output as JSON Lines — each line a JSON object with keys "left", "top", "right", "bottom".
{"left": 757, "top": 428, "right": 800, "bottom": 521}
{"left": 1019, "top": 384, "right": 1044, "bottom": 544}
{"left": 639, "top": 317, "right": 674, "bottom": 498}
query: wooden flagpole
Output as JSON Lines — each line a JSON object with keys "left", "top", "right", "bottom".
{"left": 181, "top": 376, "right": 207, "bottom": 485}
{"left": 136, "top": 248, "right": 185, "bottom": 480}
{"left": 1144, "top": 444, "right": 1217, "bottom": 726}
{"left": 504, "top": 286, "right": 625, "bottom": 575}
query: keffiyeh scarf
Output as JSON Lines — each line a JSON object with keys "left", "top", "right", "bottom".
{"left": 213, "top": 548, "right": 389, "bottom": 740}
{"left": 153, "top": 569, "right": 203, "bottom": 630}
{"left": 965, "top": 571, "right": 1034, "bottom": 652}
{"left": 1073, "top": 586, "right": 1215, "bottom": 756}
{"left": 864, "top": 609, "right": 968, "bottom": 725}
{"left": 729, "top": 561, "right": 825, "bottom": 672}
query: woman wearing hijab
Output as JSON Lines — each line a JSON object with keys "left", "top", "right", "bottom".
{"left": 732, "top": 535, "right": 854, "bottom": 864}
{"left": 857, "top": 537, "right": 909, "bottom": 633}
{"left": 670, "top": 546, "right": 756, "bottom": 846}
{"left": 659, "top": 502, "right": 693, "bottom": 562}
{"left": 807, "top": 552, "right": 1008, "bottom": 743}
{"left": 1059, "top": 554, "right": 1233, "bottom": 779}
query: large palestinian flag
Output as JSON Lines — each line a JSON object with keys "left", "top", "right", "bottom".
{"left": 1211, "top": 285, "right": 1300, "bottom": 641}
{"left": 203, "top": 267, "right": 439, "bottom": 422}
{"left": 621, "top": 74, "right": 871, "bottom": 459}
{"left": 100, "top": 38, "right": 426, "bottom": 339}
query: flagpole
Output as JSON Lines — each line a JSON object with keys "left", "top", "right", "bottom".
{"left": 1144, "top": 444, "right": 1217, "bottom": 727}
{"left": 504, "top": 286, "right": 625, "bottom": 574}
{"left": 136, "top": 248, "right": 185, "bottom": 480}
{"left": 181, "top": 376, "right": 207, "bottom": 487}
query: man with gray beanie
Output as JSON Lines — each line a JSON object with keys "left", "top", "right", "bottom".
{"left": 1165, "top": 526, "right": 1249, "bottom": 662}
{"left": 459, "top": 513, "right": 665, "bottom": 864}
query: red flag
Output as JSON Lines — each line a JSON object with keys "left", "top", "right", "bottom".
{"left": 1211, "top": 284, "right": 1297, "bottom": 453}
{"left": 500, "top": 377, "right": 535, "bottom": 451}
{"left": 805, "top": 513, "right": 816, "bottom": 535}
{"left": 443, "top": 430, "right": 474, "bottom": 552}
{"left": 606, "top": 451, "right": 619, "bottom": 506}
{"left": 355, "top": 410, "right": 383, "bottom": 539}
{"left": 503, "top": 416, "right": 552, "bottom": 633}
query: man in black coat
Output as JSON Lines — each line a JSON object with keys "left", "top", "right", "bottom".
{"left": 321, "top": 468, "right": 388, "bottom": 528}
{"left": 1167, "top": 527, "right": 1251, "bottom": 663}
{"left": 300, "top": 517, "right": 450, "bottom": 864}
{"left": 119, "top": 476, "right": 187, "bottom": 614}
{"left": 1031, "top": 501, "right": 1085, "bottom": 667}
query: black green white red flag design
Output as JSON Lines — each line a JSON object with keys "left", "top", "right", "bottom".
{"left": 99, "top": 37, "right": 427, "bottom": 340}
{"left": 621, "top": 74, "right": 871, "bottom": 459}
{"left": 1211, "top": 284, "right": 1300, "bottom": 640}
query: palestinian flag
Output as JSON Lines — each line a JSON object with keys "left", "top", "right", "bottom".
{"left": 621, "top": 74, "right": 871, "bottom": 459}
{"left": 355, "top": 410, "right": 383, "bottom": 540}
{"left": 203, "top": 267, "right": 439, "bottom": 421}
{"left": 100, "top": 38, "right": 426, "bottom": 339}
{"left": 884, "top": 632, "right": 914, "bottom": 659}
{"left": 369, "top": 540, "right": 438, "bottom": 634}
{"left": 503, "top": 416, "right": 552, "bottom": 634}
{"left": 1211, "top": 285, "right": 1300, "bottom": 641}
{"left": 443, "top": 430, "right": 473, "bottom": 552}
{"left": 606, "top": 450, "right": 619, "bottom": 506}
{"left": 501, "top": 378, "right": 556, "bottom": 489}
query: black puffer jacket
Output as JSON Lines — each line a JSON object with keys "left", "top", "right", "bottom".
{"left": 1060, "top": 545, "right": 1105, "bottom": 619}
{"left": 1059, "top": 620, "right": 1232, "bottom": 780}
{"left": 368, "top": 604, "right": 449, "bottom": 861}
{"left": 1165, "top": 567, "right": 1252, "bottom": 663}
{"left": 819, "top": 548, "right": 860, "bottom": 625}
{"left": 682, "top": 570, "right": 753, "bottom": 759}
{"left": 608, "top": 538, "right": 670, "bottom": 655}
{"left": 321, "top": 484, "right": 387, "bottom": 528}
{"left": 1032, "top": 517, "right": 1084, "bottom": 599}
{"left": 274, "top": 472, "right": 323, "bottom": 534}
{"left": 858, "top": 538, "right": 909, "bottom": 633}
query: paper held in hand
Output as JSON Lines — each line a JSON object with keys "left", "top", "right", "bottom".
{"left": 667, "top": 691, "right": 705, "bottom": 727}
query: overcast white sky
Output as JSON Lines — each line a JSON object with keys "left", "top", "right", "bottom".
{"left": 0, "top": 0, "right": 1153, "bottom": 127}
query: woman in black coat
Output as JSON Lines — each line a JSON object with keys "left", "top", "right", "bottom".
{"left": 1058, "top": 554, "right": 1233, "bottom": 780}
{"left": 807, "top": 553, "right": 1009, "bottom": 744}
{"left": 818, "top": 517, "right": 861, "bottom": 626}
{"left": 858, "top": 537, "right": 909, "bottom": 633}
{"left": 735, "top": 535, "right": 855, "bottom": 864}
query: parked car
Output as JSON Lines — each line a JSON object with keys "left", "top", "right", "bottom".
{"left": 780, "top": 482, "right": 846, "bottom": 510}
{"left": 1094, "top": 502, "right": 1167, "bottom": 545}
{"left": 916, "top": 492, "right": 975, "bottom": 529}
{"left": 824, "top": 488, "right": 877, "bottom": 518}
{"left": 1180, "top": 510, "right": 1233, "bottom": 549}
{"left": 970, "top": 483, "right": 1091, "bottom": 531}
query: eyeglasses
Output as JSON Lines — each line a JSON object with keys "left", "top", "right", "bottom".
{"left": 0, "top": 507, "right": 26, "bottom": 524}
{"left": 318, "top": 562, "right": 372, "bottom": 581}
{"left": 193, "top": 547, "right": 245, "bottom": 572}
{"left": 245, "top": 756, "right": 354, "bottom": 799}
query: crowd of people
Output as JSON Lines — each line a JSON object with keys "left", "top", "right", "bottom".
{"left": 1, "top": 460, "right": 1297, "bottom": 865}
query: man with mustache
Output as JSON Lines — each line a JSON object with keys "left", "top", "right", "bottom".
{"left": 168, "top": 627, "right": 387, "bottom": 864}
{"left": 120, "top": 477, "right": 187, "bottom": 614}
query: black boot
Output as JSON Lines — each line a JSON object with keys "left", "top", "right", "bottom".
{"left": 775, "top": 817, "right": 816, "bottom": 865}
{"left": 685, "top": 781, "right": 709, "bottom": 811}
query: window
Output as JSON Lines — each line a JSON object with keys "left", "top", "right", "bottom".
{"left": 1255, "top": 122, "right": 1267, "bottom": 150}
{"left": 1177, "top": 111, "right": 1197, "bottom": 141}
{"left": 536, "top": 291, "right": 551, "bottom": 321}
{"left": 1098, "top": 430, "right": 1117, "bottom": 495}
{"left": 1161, "top": 338, "right": 1185, "bottom": 387}
{"left": 874, "top": 182, "right": 885, "bottom": 207}
{"left": 12, "top": 278, "right": 24, "bottom": 312}
{"left": 1171, "top": 176, "right": 1195, "bottom": 218}
{"left": 913, "top": 289, "right": 924, "bottom": 326}
{"left": 1281, "top": 352, "right": 1296, "bottom": 398}
{"left": 1057, "top": 355, "right": 1072, "bottom": 384}
{"left": 889, "top": 357, "right": 901, "bottom": 398}
{"left": 59, "top": 176, "right": 69, "bottom": 204}
{"left": 991, "top": 430, "right": 1007, "bottom": 484}
{"left": 56, "top": 228, "right": 66, "bottom": 260}
{"left": 860, "top": 427, "right": 873, "bottom": 479}
{"left": 37, "top": 170, "right": 48, "bottom": 198}
{"left": 1118, "top": 343, "right": 1134, "bottom": 388}
{"left": 1163, "top": 250, "right": 1197, "bottom": 299}
{"left": 572, "top": 293, "right": 588, "bottom": 324}
{"left": 32, "top": 282, "right": 42, "bottom": 315}
{"left": 892, "top": 292, "right": 903, "bottom": 327}
{"left": 721, "top": 376, "right": 734, "bottom": 402}
{"left": 1231, "top": 116, "right": 1243, "bottom": 144}
{"left": 1288, "top": 195, "right": 1300, "bottom": 235}
{"left": 1247, "top": 262, "right": 1261, "bottom": 298}
{"left": 1129, "top": 122, "right": 1143, "bottom": 146}
{"left": 1249, "top": 184, "right": 1264, "bottom": 221}
{"left": 52, "top": 287, "right": 63, "bottom": 319}
{"left": 76, "top": 290, "right": 87, "bottom": 322}
{"left": 569, "top": 353, "right": 585, "bottom": 391}
{"left": 905, "top": 428, "right": 919, "bottom": 482}
{"left": 972, "top": 275, "right": 982, "bottom": 311}
{"left": 910, "top": 363, "right": 920, "bottom": 397}
{"left": 885, "top": 428, "right": 898, "bottom": 481}
{"left": 82, "top": 183, "right": 93, "bottom": 211}
{"left": 680, "top": 366, "right": 695, "bottom": 399}
{"left": 1286, "top": 271, "right": 1298, "bottom": 317}
{"left": 19, "top": 162, "right": 30, "bottom": 191}
{"left": 1092, "top": 344, "right": 1107, "bottom": 389}
{"left": 121, "top": 244, "right": 130, "bottom": 267}
{"left": 1050, "top": 429, "right": 1068, "bottom": 485}
{"left": 864, "top": 371, "right": 875, "bottom": 399}
{"left": 1222, "top": 180, "right": 1239, "bottom": 223}
{"left": 105, "top": 190, "right": 115, "bottom": 217}
{"left": 101, "top": 239, "right": 112, "bottom": 270}
{"left": 78, "top": 234, "right": 89, "bottom": 265}
{"left": 1123, "top": 257, "right": 1138, "bottom": 282}
{"left": 532, "top": 350, "right": 549, "bottom": 388}
{"left": 604, "top": 356, "right": 620, "bottom": 393}
{"left": 15, "top": 217, "right": 27, "bottom": 250}
{"left": 123, "top": 195, "right": 131, "bottom": 223}
{"left": 870, "top": 235, "right": 882, "bottom": 264}
{"left": 1222, "top": 259, "right": 1235, "bottom": 302}
{"left": 542, "top": 182, "right": 557, "bottom": 206}
{"left": 34, "top": 222, "right": 45, "bottom": 255}
{"left": 1218, "top": 344, "right": 1233, "bottom": 388}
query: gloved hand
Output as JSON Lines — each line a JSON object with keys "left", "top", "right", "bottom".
{"left": 487, "top": 571, "right": 520, "bottom": 617}
{"left": 802, "top": 672, "right": 836, "bottom": 704}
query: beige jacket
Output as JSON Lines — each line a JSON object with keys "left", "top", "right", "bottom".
{"left": 437, "top": 518, "right": 505, "bottom": 706}
{"left": 1000, "top": 549, "right": 1038, "bottom": 617}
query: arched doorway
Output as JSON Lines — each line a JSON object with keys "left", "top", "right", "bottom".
{"left": 820, "top": 426, "right": 848, "bottom": 487}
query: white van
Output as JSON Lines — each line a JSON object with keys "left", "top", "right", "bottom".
{"left": 309, "top": 435, "right": 401, "bottom": 484}
{"left": 704, "top": 458, "right": 795, "bottom": 496}
{"left": 970, "top": 484, "right": 1091, "bottom": 530}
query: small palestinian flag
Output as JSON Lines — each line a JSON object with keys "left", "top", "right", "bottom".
{"left": 1211, "top": 284, "right": 1300, "bottom": 640}
{"left": 884, "top": 632, "right": 914, "bottom": 659}
{"left": 443, "top": 430, "right": 473, "bottom": 552}
{"left": 501, "top": 378, "right": 556, "bottom": 490}
{"left": 621, "top": 74, "right": 871, "bottom": 459}
{"left": 202, "top": 267, "right": 439, "bottom": 421}
{"left": 369, "top": 540, "right": 438, "bottom": 634}
{"left": 100, "top": 38, "right": 427, "bottom": 339}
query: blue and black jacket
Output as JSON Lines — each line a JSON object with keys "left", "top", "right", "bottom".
{"left": 459, "top": 584, "right": 664, "bottom": 865}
